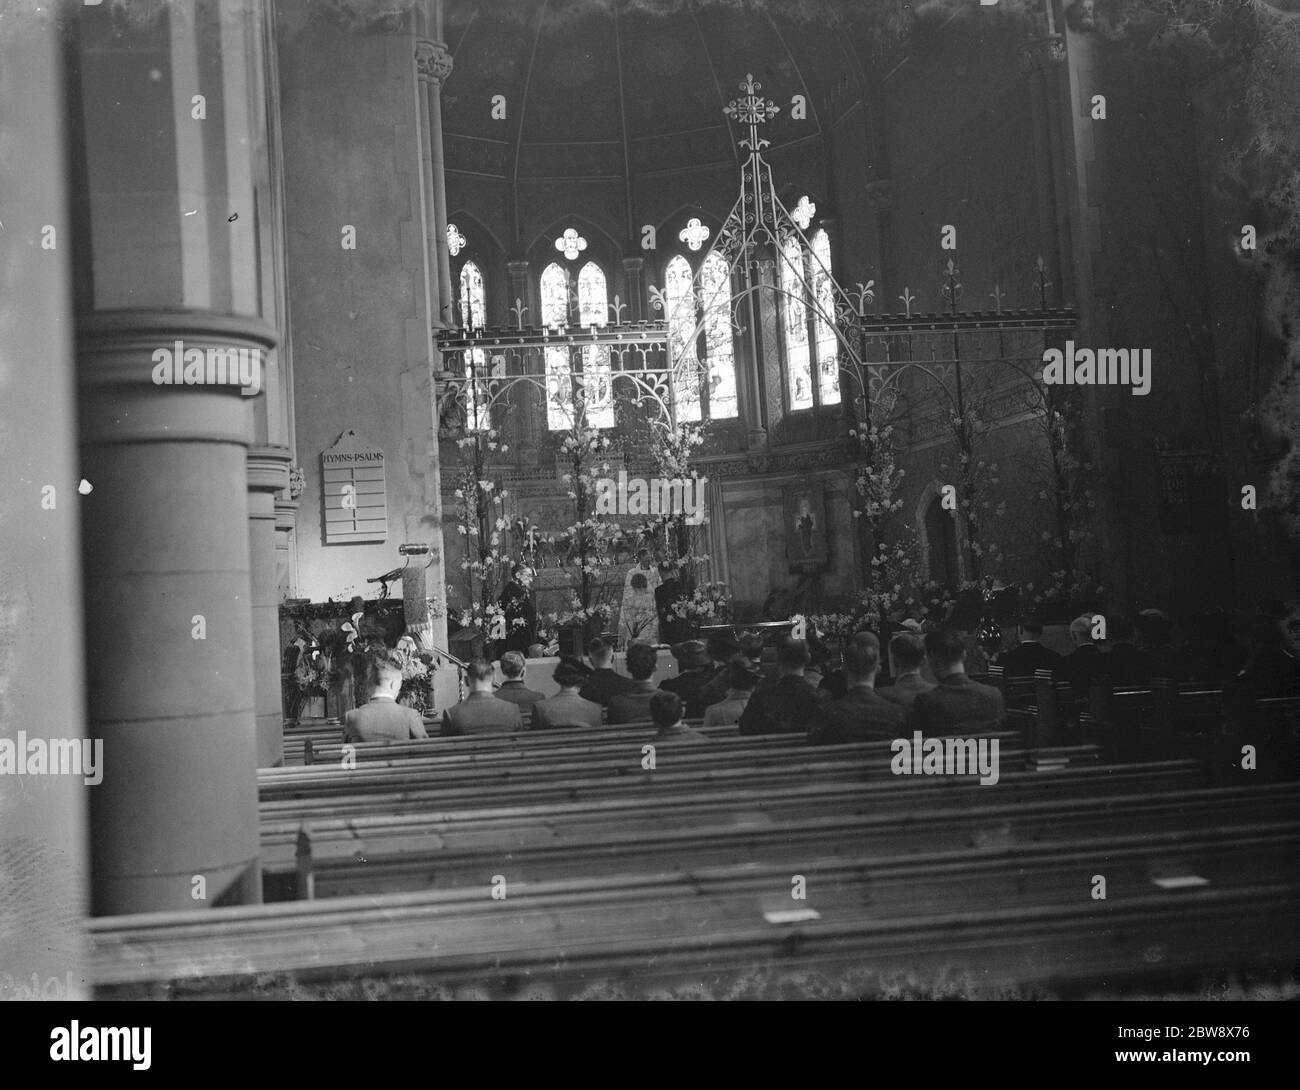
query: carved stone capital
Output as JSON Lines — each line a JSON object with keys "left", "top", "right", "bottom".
{"left": 416, "top": 39, "right": 453, "bottom": 85}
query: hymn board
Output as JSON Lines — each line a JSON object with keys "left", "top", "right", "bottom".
{"left": 321, "top": 428, "right": 388, "bottom": 544}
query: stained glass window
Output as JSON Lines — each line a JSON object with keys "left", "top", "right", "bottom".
{"left": 811, "top": 230, "right": 840, "bottom": 406}
{"left": 576, "top": 262, "right": 614, "bottom": 430}
{"left": 459, "top": 261, "right": 490, "bottom": 430}
{"left": 700, "top": 253, "right": 738, "bottom": 420}
{"left": 665, "top": 255, "right": 701, "bottom": 424}
{"left": 541, "top": 261, "right": 614, "bottom": 430}
{"left": 541, "top": 263, "right": 572, "bottom": 431}
{"left": 665, "top": 253, "right": 738, "bottom": 422}
{"left": 781, "top": 237, "right": 813, "bottom": 410}
{"left": 780, "top": 228, "right": 839, "bottom": 410}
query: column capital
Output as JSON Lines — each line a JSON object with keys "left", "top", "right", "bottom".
{"left": 507, "top": 259, "right": 531, "bottom": 276}
{"left": 622, "top": 256, "right": 646, "bottom": 272}
{"left": 416, "top": 39, "right": 453, "bottom": 85}
{"left": 274, "top": 497, "right": 300, "bottom": 535}
{"left": 247, "top": 443, "right": 293, "bottom": 496}
{"left": 77, "top": 310, "right": 277, "bottom": 447}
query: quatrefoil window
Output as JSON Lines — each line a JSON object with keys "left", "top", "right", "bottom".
{"left": 555, "top": 228, "right": 588, "bottom": 260}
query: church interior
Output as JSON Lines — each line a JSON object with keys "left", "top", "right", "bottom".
{"left": 3, "top": 0, "right": 1300, "bottom": 1002}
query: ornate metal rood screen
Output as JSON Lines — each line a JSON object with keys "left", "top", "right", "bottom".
{"left": 434, "top": 73, "right": 1076, "bottom": 436}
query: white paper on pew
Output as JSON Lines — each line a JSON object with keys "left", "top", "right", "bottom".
{"left": 763, "top": 907, "right": 821, "bottom": 924}
{"left": 1151, "top": 874, "right": 1209, "bottom": 890}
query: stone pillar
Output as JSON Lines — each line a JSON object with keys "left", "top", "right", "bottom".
{"left": 0, "top": 8, "right": 90, "bottom": 997}
{"left": 79, "top": 315, "right": 272, "bottom": 915}
{"left": 68, "top": 0, "right": 271, "bottom": 914}
{"left": 417, "top": 39, "right": 455, "bottom": 326}
{"left": 622, "top": 256, "right": 646, "bottom": 321}
{"left": 275, "top": 496, "right": 300, "bottom": 599}
{"left": 248, "top": 446, "right": 292, "bottom": 767}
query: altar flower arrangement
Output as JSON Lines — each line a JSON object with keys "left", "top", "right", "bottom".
{"left": 668, "top": 582, "right": 731, "bottom": 623}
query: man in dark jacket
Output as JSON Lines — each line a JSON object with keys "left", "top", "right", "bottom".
{"left": 497, "top": 564, "right": 536, "bottom": 658}
{"left": 578, "top": 637, "right": 635, "bottom": 708}
{"left": 660, "top": 639, "right": 718, "bottom": 719}
{"left": 1053, "top": 613, "right": 1110, "bottom": 699}
{"left": 809, "top": 634, "right": 907, "bottom": 744}
{"left": 912, "top": 629, "right": 1005, "bottom": 736}
{"left": 442, "top": 659, "right": 523, "bottom": 736}
{"left": 655, "top": 564, "right": 693, "bottom": 645}
{"left": 494, "top": 650, "right": 548, "bottom": 713}
{"left": 739, "top": 638, "right": 830, "bottom": 735}
{"left": 995, "top": 619, "right": 1062, "bottom": 678}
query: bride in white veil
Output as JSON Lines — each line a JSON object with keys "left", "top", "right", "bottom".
{"left": 618, "top": 549, "right": 661, "bottom": 647}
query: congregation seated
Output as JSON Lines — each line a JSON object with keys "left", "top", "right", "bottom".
{"left": 531, "top": 657, "right": 603, "bottom": 730}
{"left": 494, "top": 650, "right": 547, "bottom": 712}
{"left": 994, "top": 619, "right": 1061, "bottom": 677}
{"left": 607, "top": 641, "right": 661, "bottom": 725}
{"left": 808, "top": 633, "right": 907, "bottom": 745}
{"left": 1102, "top": 615, "right": 1151, "bottom": 686}
{"left": 820, "top": 629, "right": 884, "bottom": 700}
{"left": 442, "top": 658, "right": 523, "bottom": 736}
{"left": 878, "top": 631, "right": 936, "bottom": 710}
{"left": 660, "top": 639, "right": 719, "bottom": 719}
{"left": 738, "top": 637, "right": 830, "bottom": 735}
{"left": 342, "top": 654, "right": 429, "bottom": 743}
{"left": 1235, "top": 619, "right": 1300, "bottom": 697}
{"left": 912, "top": 628, "right": 1005, "bottom": 736}
{"left": 695, "top": 633, "right": 743, "bottom": 711}
{"left": 578, "top": 637, "right": 635, "bottom": 707}
{"left": 702, "top": 657, "right": 762, "bottom": 727}
{"left": 1053, "top": 613, "right": 1110, "bottom": 698}
{"left": 648, "top": 690, "right": 709, "bottom": 745}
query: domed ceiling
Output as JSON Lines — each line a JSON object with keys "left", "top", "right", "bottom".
{"left": 441, "top": 0, "right": 875, "bottom": 183}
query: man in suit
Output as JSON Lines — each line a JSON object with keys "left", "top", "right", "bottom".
{"left": 1053, "top": 613, "right": 1110, "bottom": 699}
{"left": 578, "top": 637, "right": 635, "bottom": 707}
{"left": 655, "top": 564, "right": 693, "bottom": 645}
{"left": 607, "top": 641, "right": 661, "bottom": 725}
{"left": 809, "top": 634, "right": 907, "bottom": 745}
{"left": 660, "top": 639, "right": 716, "bottom": 719}
{"left": 532, "top": 657, "right": 604, "bottom": 730}
{"left": 343, "top": 655, "right": 429, "bottom": 743}
{"left": 878, "top": 631, "right": 936, "bottom": 711}
{"left": 739, "top": 638, "right": 830, "bottom": 735}
{"left": 1135, "top": 609, "right": 1178, "bottom": 679}
{"left": 497, "top": 564, "right": 536, "bottom": 658}
{"left": 695, "top": 633, "right": 742, "bottom": 710}
{"left": 649, "top": 690, "right": 709, "bottom": 745}
{"left": 442, "top": 658, "right": 523, "bottom": 736}
{"left": 702, "top": 657, "right": 762, "bottom": 727}
{"left": 995, "top": 619, "right": 1062, "bottom": 678}
{"left": 820, "top": 629, "right": 882, "bottom": 700}
{"left": 494, "top": 650, "right": 547, "bottom": 713}
{"left": 912, "top": 628, "right": 1005, "bottom": 736}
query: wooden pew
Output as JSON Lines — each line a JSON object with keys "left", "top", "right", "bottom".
{"left": 261, "top": 756, "right": 1197, "bottom": 828}
{"left": 90, "top": 835, "right": 1300, "bottom": 1000}
{"left": 258, "top": 733, "right": 1030, "bottom": 806}
{"left": 277, "top": 779, "right": 1300, "bottom": 900}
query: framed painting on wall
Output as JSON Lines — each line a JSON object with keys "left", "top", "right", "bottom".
{"left": 784, "top": 482, "right": 829, "bottom": 574}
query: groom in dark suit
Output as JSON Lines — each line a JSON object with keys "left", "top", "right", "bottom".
{"left": 912, "top": 628, "right": 1005, "bottom": 736}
